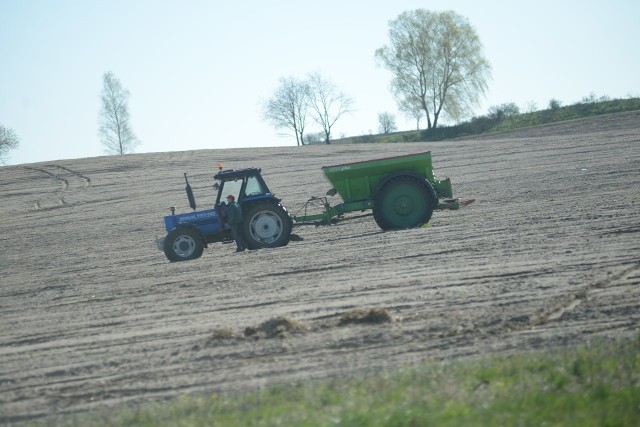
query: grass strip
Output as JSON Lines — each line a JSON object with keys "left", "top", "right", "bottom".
{"left": 55, "top": 335, "right": 640, "bottom": 427}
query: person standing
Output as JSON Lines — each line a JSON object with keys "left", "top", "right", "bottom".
{"left": 225, "top": 194, "right": 245, "bottom": 252}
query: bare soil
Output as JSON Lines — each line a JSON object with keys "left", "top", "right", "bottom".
{"left": 1, "top": 111, "right": 639, "bottom": 425}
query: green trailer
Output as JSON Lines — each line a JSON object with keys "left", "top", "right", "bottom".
{"left": 293, "top": 151, "right": 469, "bottom": 230}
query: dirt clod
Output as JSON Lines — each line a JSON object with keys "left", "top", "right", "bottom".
{"left": 339, "top": 308, "right": 393, "bottom": 325}
{"left": 244, "top": 316, "right": 309, "bottom": 338}
{"left": 207, "top": 328, "right": 239, "bottom": 342}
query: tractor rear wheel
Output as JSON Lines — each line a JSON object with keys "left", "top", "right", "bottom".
{"left": 373, "top": 175, "right": 434, "bottom": 230}
{"left": 242, "top": 201, "right": 292, "bottom": 249}
{"left": 163, "top": 227, "right": 204, "bottom": 262}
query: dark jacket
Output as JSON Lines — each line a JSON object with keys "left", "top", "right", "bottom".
{"left": 225, "top": 200, "right": 243, "bottom": 225}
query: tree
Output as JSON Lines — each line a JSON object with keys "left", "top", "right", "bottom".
{"left": 581, "top": 92, "right": 598, "bottom": 104}
{"left": 262, "top": 76, "right": 311, "bottom": 146}
{"left": 378, "top": 112, "right": 398, "bottom": 134}
{"left": 397, "top": 96, "right": 423, "bottom": 130}
{"left": 548, "top": 98, "right": 562, "bottom": 110}
{"left": 487, "top": 102, "right": 520, "bottom": 120}
{"left": 308, "top": 72, "right": 354, "bottom": 144}
{"left": 99, "top": 72, "right": 139, "bottom": 155}
{"left": 304, "top": 132, "right": 325, "bottom": 145}
{"left": 376, "top": 9, "right": 491, "bottom": 130}
{"left": 0, "top": 124, "right": 20, "bottom": 165}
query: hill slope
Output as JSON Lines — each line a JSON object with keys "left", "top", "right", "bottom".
{"left": 1, "top": 111, "right": 639, "bottom": 424}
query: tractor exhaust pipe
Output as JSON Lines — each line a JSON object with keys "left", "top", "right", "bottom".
{"left": 184, "top": 173, "right": 197, "bottom": 211}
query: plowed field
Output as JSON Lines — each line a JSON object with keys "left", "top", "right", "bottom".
{"left": 1, "top": 111, "right": 639, "bottom": 424}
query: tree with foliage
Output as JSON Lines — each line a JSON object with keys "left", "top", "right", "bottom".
{"left": 99, "top": 72, "right": 139, "bottom": 155}
{"left": 378, "top": 112, "right": 398, "bottom": 134}
{"left": 548, "top": 98, "right": 562, "bottom": 110}
{"left": 376, "top": 9, "right": 491, "bottom": 130}
{"left": 487, "top": 102, "right": 520, "bottom": 120}
{"left": 308, "top": 72, "right": 354, "bottom": 144}
{"left": 0, "top": 124, "right": 20, "bottom": 165}
{"left": 262, "top": 76, "right": 311, "bottom": 146}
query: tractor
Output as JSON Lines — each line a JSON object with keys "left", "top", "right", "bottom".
{"left": 159, "top": 166, "right": 293, "bottom": 262}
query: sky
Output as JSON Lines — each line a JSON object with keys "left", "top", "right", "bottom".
{"left": 1, "top": 0, "right": 639, "bottom": 165}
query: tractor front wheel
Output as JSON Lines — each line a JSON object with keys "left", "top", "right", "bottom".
{"left": 163, "top": 227, "right": 204, "bottom": 262}
{"left": 373, "top": 175, "right": 434, "bottom": 230}
{"left": 242, "top": 201, "right": 292, "bottom": 249}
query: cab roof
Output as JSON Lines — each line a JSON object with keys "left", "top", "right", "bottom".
{"left": 214, "top": 167, "right": 262, "bottom": 181}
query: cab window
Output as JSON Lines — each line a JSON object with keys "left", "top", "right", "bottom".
{"left": 244, "top": 175, "right": 267, "bottom": 197}
{"left": 220, "top": 179, "right": 243, "bottom": 202}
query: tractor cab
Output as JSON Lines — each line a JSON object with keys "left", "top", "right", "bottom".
{"left": 160, "top": 166, "right": 292, "bottom": 262}
{"left": 213, "top": 168, "right": 273, "bottom": 206}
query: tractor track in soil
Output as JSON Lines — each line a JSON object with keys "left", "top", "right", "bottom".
{"left": 21, "top": 164, "right": 92, "bottom": 210}
{"left": 0, "top": 111, "right": 639, "bottom": 425}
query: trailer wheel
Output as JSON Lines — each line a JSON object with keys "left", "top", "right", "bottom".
{"left": 373, "top": 175, "right": 434, "bottom": 230}
{"left": 242, "top": 201, "right": 292, "bottom": 249}
{"left": 164, "top": 228, "right": 204, "bottom": 262}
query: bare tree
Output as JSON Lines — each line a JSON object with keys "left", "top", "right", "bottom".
{"left": 262, "top": 76, "right": 311, "bottom": 146}
{"left": 378, "top": 112, "right": 397, "bottom": 134}
{"left": 376, "top": 9, "right": 491, "bottom": 130}
{"left": 0, "top": 124, "right": 20, "bottom": 165}
{"left": 308, "top": 72, "right": 354, "bottom": 144}
{"left": 99, "top": 72, "right": 139, "bottom": 155}
{"left": 304, "top": 132, "right": 325, "bottom": 145}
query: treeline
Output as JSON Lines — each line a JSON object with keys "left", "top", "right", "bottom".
{"left": 487, "top": 97, "right": 640, "bottom": 135}
{"left": 340, "top": 97, "right": 640, "bottom": 144}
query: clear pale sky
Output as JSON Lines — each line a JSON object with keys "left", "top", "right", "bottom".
{"left": 1, "top": 0, "right": 638, "bottom": 165}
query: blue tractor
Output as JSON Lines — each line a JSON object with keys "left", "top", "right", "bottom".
{"left": 160, "top": 167, "right": 293, "bottom": 262}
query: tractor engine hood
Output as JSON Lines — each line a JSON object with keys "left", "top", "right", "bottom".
{"left": 163, "top": 208, "right": 222, "bottom": 233}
